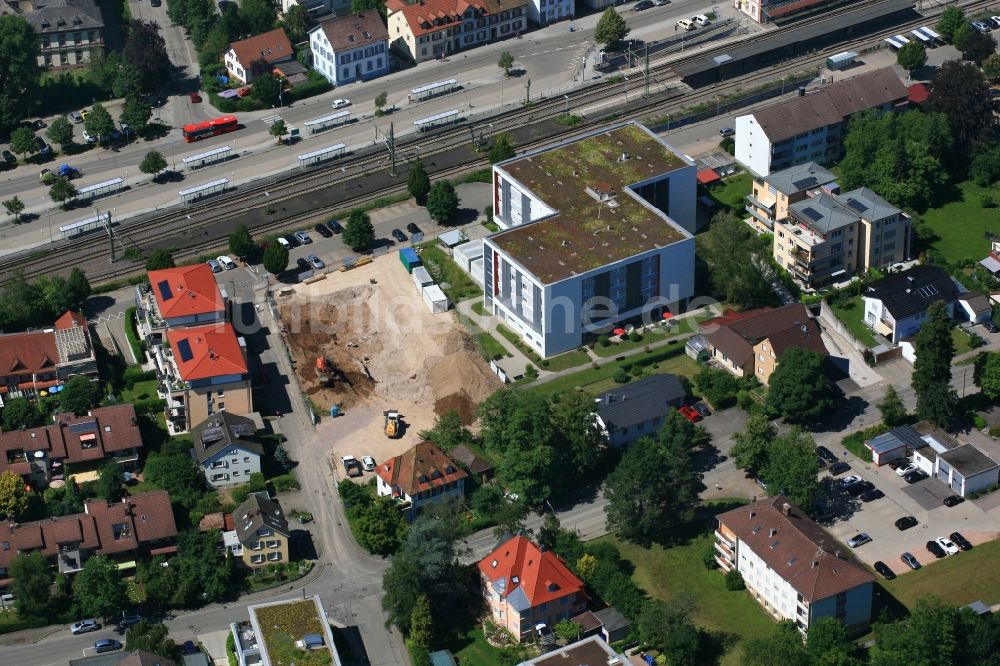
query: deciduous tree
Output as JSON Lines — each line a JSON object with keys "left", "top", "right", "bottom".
{"left": 229, "top": 224, "right": 254, "bottom": 259}
{"left": 700, "top": 210, "right": 774, "bottom": 307}
{"left": 2, "top": 196, "right": 24, "bottom": 223}
{"left": 426, "top": 181, "right": 459, "bottom": 224}
{"left": 498, "top": 51, "right": 514, "bottom": 75}
{"left": 417, "top": 410, "right": 471, "bottom": 451}
{"left": 765, "top": 348, "right": 835, "bottom": 425}
{"left": 46, "top": 117, "right": 74, "bottom": 146}
{"left": 928, "top": 60, "right": 993, "bottom": 151}
{"left": 139, "top": 150, "right": 168, "bottom": 180}
{"left": 936, "top": 6, "right": 966, "bottom": 43}
{"left": 963, "top": 30, "right": 997, "bottom": 64}
{"left": 9, "top": 126, "right": 35, "bottom": 159}
{"left": 262, "top": 241, "right": 289, "bottom": 274}
{"left": 762, "top": 428, "right": 820, "bottom": 508}
{"left": 0, "top": 469, "right": 29, "bottom": 519}
{"left": 594, "top": 8, "right": 629, "bottom": 49}
{"left": 83, "top": 102, "right": 114, "bottom": 144}
{"left": 952, "top": 23, "right": 974, "bottom": 52}
{"left": 743, "top": 621, "right": 809, "bottom": 666}
{"left": 60, "top": 375, "right": 100, "bottom": 416}
{"left": 280, "top": 4, "right": 312, "bottom": 43}
{"left": 73, "top": 555, "right": 129, "bottom": 620}
{"left": 124, "top": 20, "right": 172, "bottom": 90}
{"left": 125, "top": 620, "right": 180, "bottom": 659}
{"left": 479, "top": 388, "right": 557, "bottom": 506}
{"left": 409, "top": 594, "right": 432, "bottom": 649}
{"left": 970, "top": 142, "right": 1000, "bottom": 186}
{"left": 2, "top": 398, "right": 41, "bottom": 431}
{"left": 984, "top": 53, "right": 1000, "bottom": 80}
{"left": 356, "top": 496, "right": 407, "bottom": 555}
{"left": 170, "top": 529, "right": 236, "bottom": 606}
{"left": 637, "top": 596, "right": 700, "bottom": 666}
{"left": 10, "top": 552, "right": 52, "bottom": 619}
{"left": 269, "top": 118, "right": 288, "bottom": 143}
{"left": 407, "top": 159, "right": 430, "bottom": 205}
{"left": 878, "top": 385, "right": 907, "bottom": 426}
{"left": 913, "top": 300, "right": 957, "bottom": 427}
{"left": 342, "top": 209, "right": 375, "bottom": 252}
{"left": 49, "top": 177, "right": 76, "bottom": 206}
{"left": 374, "top": 91, "right": 388, "bottom": 116}
{"left": 550, "top": 389, "right": 608, "bottom": 479}
{"left": 239, "top": 0, "right": 277, "bottom": 34}
{"left": 897, "top": 41, "right": 926, "bottom": 71}
{"left": 807, "top": 616, "right": 860, "bottom": 665}
{"left": 145, "top": 248, "right": 175, "bottom": 270}
{"left": 95, "top": 460, "right": 124, "bottom": 501}
{"left": 112, "top": 62, "right": 144, "bottom": 100}
{"left": 144, "top": 442, "right": 206, "bottom": 509}
{"left": 489, "top": 133, "right": 516, "bottom": 163}
{"left": 67, "top": 268, "right": 91, "bottom": 309}
{"left": 121, "top": 94, "right": 152, "bottom": 136}
{"left": 730, "top": 413, "right": 776, "bottom": 479}
{"left": 250, "top": 72, "right": 280, "bottom": 105}
{"left": 0, "top": 15, "right": 40, "bottom": 131}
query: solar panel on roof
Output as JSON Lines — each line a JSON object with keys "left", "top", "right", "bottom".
{"left": 157, "top": 280, "right": 173, "bottom": 301}
{"left": 916, "top": 284, "right": 939, "bottom": 298}
{"left": 844, "top": 198, "right": 868, "bottom": 214}
{"left": 791, "top": 176, "right": 817, "bottom": 190}
{"left": 231, "top": 423, "right": 255, "bottom": 437}
{"left": 200, "top": 426, "right": 225, "bottom": 444}
{"left": 802, "top": 207, "right": 824, "bottom": 222}
{"left": 177, "top": 339, "right": 194, "bottom": 362}
{"left": 67, "top": 421, "right": 96, "bottom": 433}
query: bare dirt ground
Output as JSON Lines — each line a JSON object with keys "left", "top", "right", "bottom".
{"left": 277, "top": 253, "right": 499, "bottom": 479}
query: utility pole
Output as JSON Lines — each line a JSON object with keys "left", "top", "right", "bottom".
{"left": 525, "top": 78, "right": 531, "bottom": 104}
{"left": 100, "top": 208, "right": 114, "bottom": 262}
{"left": 388, "top": 122, "right": 396, "bottom": 177}
{"left": 644, "top": 44, "right": 650, "bottom": 97}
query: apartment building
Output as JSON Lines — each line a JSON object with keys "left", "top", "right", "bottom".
{"left": 479, "top": 535, "right": 588, "bottom": 642}
{"left": 386, "top": 0, "right": 528, "bottom": 63}
{"left": 0, "top": 310, "right": 97, "bottom": 403}
{"left": 745, "top": 162, "right": 837, "bottom": 234}
{"left": 735, "top": 69, "right": 908, "bottom": 178}
{"left": 525, "top": 0, "right": 573, "bottom": 25}
{"left": 309, "top": 12, "right": 389, "bottom": 86}
{"left": 0, "top": 404, "right": 141, "bottom": 488}
{"left": 773, "top": 187, "right": 910, "bottom": 288}
{"left": 156, "top": 323, "right": 251, "bottom": 435}
{"left": 0, "top": 491, "right": 176, "bottom": 585}
{"left": 7, "top": 0, "right": 106, "bottom": 69}
{"left": 135, "top": 264, "right": 227, "bottom": 347}
{"left": 190, "top": 412, "right": 263, "bottom": 488}
{"left": 484, "top": 122, "right": 696, "bottom": 358}
{"left": 223, "top": 492, "right": 290, "bottom": 572}
{"left": 715, "top": 496, "right": 874, "bottom": 635}
{"left": 376, "top": 441, "right": 467, "bottom": 521}
{"left": 232, "top": 597, "right": 342, "bottom": 666}
{"left": 224, "top": 28, "right": 294, "bottom": 84}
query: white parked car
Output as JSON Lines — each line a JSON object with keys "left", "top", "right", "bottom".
{"left": 331, "top": 99, "right": 351, "bottom": 109}
{"left": 277, "top": 237, "right": 291, "bottom": 249}
{"left": 217, "top": 255, "right": 236, "bottom": 270}
{"left": 81, "top": 130, "right": 96, "bottom": 143}
{"left": 693, "top": 14, "right": 711, "bottom": 26}
{"left": 838, "top": 475, "right": 862, "bottom": 487}
{"left": 936, "top": 536, "right": 959, "bottom": 555}
{"left": 896, "top": 462, "right": 919, "bottom": 477}
{"left": 361, "top": 456, "right": 376, "bottom": 471}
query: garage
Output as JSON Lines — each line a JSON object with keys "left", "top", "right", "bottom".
{"left": 865, "top": 430, "right": 908, "bottom": 466}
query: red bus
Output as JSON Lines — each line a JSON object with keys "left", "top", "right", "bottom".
{"left": 182, "top": 115, "right": 239, "bottom": 142}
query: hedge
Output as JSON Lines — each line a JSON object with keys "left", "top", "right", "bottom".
{"left": 840, "top": 422, "right": 887, "bottom": 463}
{"left": 123, "top": 307, "right": 147, "bottom": 362}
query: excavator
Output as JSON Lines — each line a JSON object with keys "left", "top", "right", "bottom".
{"left": 384, "top": 410, "right": 401, "bottom": 438}
{"left": 316, "top": 357, "right": 335, "bottom": 385}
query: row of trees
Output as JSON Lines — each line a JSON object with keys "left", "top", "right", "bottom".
{"left": 0, "top": 268, "right": 91, "bottom": 331}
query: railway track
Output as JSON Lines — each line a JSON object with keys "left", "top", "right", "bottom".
{"left": 2, "top": 0, "right": 990, "bottom": 286}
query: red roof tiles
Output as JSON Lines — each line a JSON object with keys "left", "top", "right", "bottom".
{"left": 386, "top": 0, "right": 527, "bottom": 38}
{"left": 147, "top": 264, "right": 226, "bottom": 320}
{"left": 228, "top": 28, "right": 293, "bottom": 69}
{"left": 478, "top": 535, "right": 586, "bottom": 608}
{"left": 166, "top": 323, "right": 247, "bottom": 382}
{"left": 377, "top": 441, "right": 467, "bottom": 497}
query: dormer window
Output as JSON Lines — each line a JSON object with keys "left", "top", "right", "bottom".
{"left": 363, "top": 31, "right": 371, "bottom": 38}
{"left": 348, "top": 35, "right": 355, "bottom": 42}
{"left": 419, "top": 474, "right": 428, "bottom": 483}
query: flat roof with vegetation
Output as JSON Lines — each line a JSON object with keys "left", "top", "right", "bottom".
{"left": 491, "top": 123, "right": 689, "bottom": 284}
{"left": 250, "top": 598, "right": 336, "bottom": 666}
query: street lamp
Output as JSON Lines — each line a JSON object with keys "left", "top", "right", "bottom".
{"left": 563, "top": 94, "right": 570, "bottom": 116}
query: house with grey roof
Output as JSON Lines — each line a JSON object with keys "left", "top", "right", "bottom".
{"left": 223, "top": 492, "right": 291, "bottom": 572}
{"left": 861, "top": 265, "right": 961, "bottom": 343}
{"left": 190, "top": 412, "right": 264, "bottom": 488}
{"left": 735, "top": 68, "right": 908, "bottom": 178}
{"left": 594, "top": 374, "right": 688, "bottom": 447}
{"left": 15, "top": 0, "right": 105, "bottom": 69}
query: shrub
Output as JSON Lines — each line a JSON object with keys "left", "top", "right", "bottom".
{"left": 271, "top": 474, "right": 300, "bottom": 492}
{"left": 982, "top": 194, "right": 997, "bottom": 209}
{"left": 970, "top": 332, "right": 986, "bottom": 349}
{"left": 974, "top": 415, "right": 987, "bottom": 430}
{"left": 696, "top": 367, "right": 740, "bottom": 409}
{"left": 628, "top": 331, "right": 642, "bottom": 343}
{"left": 612, "top": 367, "right": 629, "bottom": 384}
{"left": 524, "top": 364, "right": 538, "bottom": 379}
{"left": 724, "top": 569, "right": 745, "bottom": 590}
{"left": 598, "top": 335, "right": 610, "bottom": 347}
{"left": 702, "top": 542, "right": 718, "bottom": 569}
{"left": 989, "top": 424, "right": 1000, "bottom": 438}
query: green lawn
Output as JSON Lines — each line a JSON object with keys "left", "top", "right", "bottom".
{"left": 952, "top": 327, "right": 973, "bottom": 356}
{"left": 529, "top": 345, "right": 696, "bottom": 400}
{"left": 829, "top": 296, "right": 878, "bottom": 348}
{"left": 592, "top": 532, "right": 774, "bottom": 666}
{"left": 883, "top": 539, "right": 1000, "bottom": 609}
{"left": 920, "top": 180, "right": 1000, "bottom": 264}
{"left": 594, "top": 316, "right": 711, "bottom": 357}
{"left": 706, "top": 172, "right": 753, "bottom": 211}
{"left": 476, "top": 330, "right": 509, "bottom": 361}
{"left": 581, "top": 353, "right": 702, "bottom": 397}
{"left": 418, "top": 245, "right": 481, "bottom": 303}
{"left": 471, "top": 300, "right": 489, "bottom": 316}
{"left": 121, "top": 379, "right": 158, "bottom": 403}
{"left": 494, "top": 323, "right": 591, "bottom": 372}
{"left": 447, "top": 626, "right": 528, "bottom": 666}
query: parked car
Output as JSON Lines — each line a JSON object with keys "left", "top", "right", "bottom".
{"left": 828, "top": 461, "right": 851, "bottom": 476}
{"left": 972, "top": 20, "right": 992, "bottom": 34}
{"left": 634, "top": 0, "right": 654, "bottom": 10}
{"left": 950, "top": 532, "right": 973, "bottom": 551}
{"left": 847, "top": 481, "right": 875, "bottom": 497}
{"left": 70, "top": 619, "right": 99, "bottom": 634}
{"left": 990, "top": 15, "right": 1000, "bottom": 28}
{"left": 887, "top": 458, "right": 909, "bottom": 470}
{"left": 95, "top": 639, "right": 122, "bottom": 654}
{"left": 277, "top": 237, "right": 291, "bottom": 249}
{"left": 70, "top": 111, "right": 83, "bottom": 124}
{"left": 677, "top": 405, "right": 702, "bottom": 423}
{"left": 284, "top": 234, "right": 300, "bottom": 247}
{"left": 118, "top": 614, "right": 142, "bottom": 629}
{"left": 35, "top": 137, "right": 52, "bottom": 155}
{"left": 307, "top": 254, "right": 325, "bottom": 270}
{"left": 327, "top": 219, "right": 343, "bottom": 234}
{"left": 693, "top": 402, "right": 711, "bottom": 418}
{"left": 895, "top": 516, "right": 918, "bottom": 531}
{"left": 217, "top": 255, "right": 236, "bottom": 270}
{"left": 189, "top": 92, "right": 202, "bottom": 103}
{"left": 407, "top": 222, "right": 422, "bottom": 235}
{"left": 838, "top": 475, "right": 862, "bottom": 487}
{"left": 926, "top": 540, "right": 946, "bottom": 558}
{"left": 943, "top": 494, "right": 964, "bottom": 507}
{"left": 82, "top": 130, "right": 97, "bottom": 144}
{"left": 901, "top": 552, "right": 921, "bottom": 569}
{"left": 718, "top": 127, "right": 735, "bottom": 137}
{"left": 296, "top": 257, "right": 310, "bottom": 271}
{"left": 294, "top": 230, "right": 312, "bottom": 245}
{"left": 985, "top": 320, "right": 999, "bottom": 333}
{"left": 150, "top": 0, "right": 161, "bottom": 6}
{"left": 873, "top": 561, "right": 896, "bottom": 580}
{"left": 341, "top": 455, "right": 362, "bottom": 477}
{"left": 391, "top": 228, "right": 407, "bottom": 242}
{"left": 847, "top": 533, "right": 871, "bottom": 548}
{"left": 2, "top": 150, "right": 15, "bottom": 165}
{"left": 816, "top": 456, "right": 827, "bottom": 469}
{"left": 314, "top": 223, "right": 333, "bottom": 238}
{"left": 903, "top": 469, "right": 928, "bottom": 484}
{"left": 331, "top": 99, "right": 351, "bottom": 109}
{"left": 936, "top": 536, "right": 960, "bottom": 555}
{"left": 206, "top": 259, "right": 221, "bottom": 273}
{"left": 860, "top": 488, "right": 884, "bottom": 502}
{"left": 693, "top": 13, "right": 711, "bottom": 25}
{"left": 895, "top": 462, "right": 918, "bottom": 477}
{"left": 817, "top": 446, "right": 838, "bottom": 464}
{"left": 654, "top": 0, "right": 670, "bottom": 5}
{"left": 361, "top": 455, "right": 376, "bottom": 471}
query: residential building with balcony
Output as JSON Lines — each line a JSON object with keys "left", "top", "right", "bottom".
{"left": 484, "top": 122, "right": 696, "bottom": 358}
{"left": 0, "top": 310, "right": 97, "bottom": 404}
{"left": 745, "top": 162, "right": 838, "bottom": 233}
{"left": 715, "top": 496, "right": 874, "bottom": 635}
{"left": 136, "top": 264, "right": 228, "bottom": 347}
{"left": 478, "top": 535, "right": 588, "bottom": 642}
{"left": 0, "top": 491, "right": 176, "bottom": 587}
{"left": 156, "top": 323, "right": 251, "bottom": 435}
{"left": 223, "top": 492, "right": 290, "bottom": 573}
{"left": 309, "top": 11, "right": 389, "bottom": 87}
{"left": 191, "top": 412, "right": 264, "bottom": 488}
{"left": 376, "top": 441, "right": 467, "bottom": 521}
{"left": 861, "top": 265, "right": 961, "bottom": 343}
{"left": 386, "top": 0, "right": 528, "bottom": 64}
{"left": 735, "top": 69, "right": 908, "bottom": 178}
{"left": 225, "top": 28, "right": 294, "bottom": 85}
{"left": 13, "top": 0, "right": 106, "bottom": 69}
{"left": 0, "top": 404, "right": 142, "bottom": 488}
{"left": 704, "top": 304, "right": 826, "bottom": 385}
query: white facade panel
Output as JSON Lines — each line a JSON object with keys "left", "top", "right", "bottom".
{"left": 735, "top": 114, "right": 771, "bottom": 179}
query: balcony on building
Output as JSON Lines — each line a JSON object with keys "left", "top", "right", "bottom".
{"left": 134, "top": 284, "right": 168, "bottom": 347}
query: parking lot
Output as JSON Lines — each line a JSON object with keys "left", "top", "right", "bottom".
{"left": 818, "top": 458, "right": 1000, "bottom": 577}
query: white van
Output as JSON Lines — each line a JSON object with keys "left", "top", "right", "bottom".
{"left": 693, "top": 14, "right": 711, "bottom": 26}
{"left": 676, "top": 18, "right": 695, "bottom": 30}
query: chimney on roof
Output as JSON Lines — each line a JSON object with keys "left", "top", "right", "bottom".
{"left": 769, "top": 528, "right": 776, "bottom": 537}
{"left": 748, "top": 510, "right": 755, "bottom": 519}
{"left": 834, "top": 550, "right": 842, "bottom": 559}
{"left": 782, "top": 502, "right": 791, "bottom": 516}
{"left": 810, "top": 561, "right": 817, "bottom": 568}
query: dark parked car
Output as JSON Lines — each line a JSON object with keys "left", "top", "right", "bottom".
{"left": 829, "top": 461, "right": 851, "bottom": 476}
{"left": 816, "top": 456, "right": 827, "bottom": 469}
{"left": 284, "top": 234, "right": 300, "bottom": 247}
{"left": 901, "top": 552, "right": 921, "bottom": 569}
{"left": 943, "top": 495, "right": 964, "bottom": 507}
{"left": 895, "top": 516, "right": 918, "bottom": 531}
{"left": 926, "top": 540, "right": 946, "bottom": 558}
{"left": 950, "top": 532, "right": 973, "bottom": 551}
{"left": 296, "top": 257, "right": 310, "bottom": 271}
{"left": 634, "top": 0, "right": 654, "bottom": 9}
{"left": 693, "top": 402, "right": 711, "bottom": 418}
{"left": 117, "top": 614, "right": 142, "bottom": 629}
{"left": 327, "top": 219, "right": 343, "bottom": 234}
{"left": 35, "top": 137, "right": 52, "bottom": 155}
{"left": 391, "top": 228, "right": 407, "bottom": 242}
{"left": 407, "top": 222, "right": 422, "bottom": 235}
{"left": 904, "top": 469, "right": 928, "bottom": 484}
{"left": 95, "top": 639, "right": 122, "bottom": 654}
{"left": 718, "top": 127, "right": 735, "bottom": 137}
{"left": 846, "top": 480, "right": 875, "bottom": 497}
{"left": 860, "top": 488, "right": 884, "bottom": 502}
{"left": 1, "top": 150, "right": 14, "bottom": 165}
{"left": 873, "top": 561, "right": 896, "bottom": 580}
{"left": 314, "top": 223, "right": 333, "bottom": 238}
{"left": 150, "top": 0, "right": 161, "bottom": 6}
{"left": 817, "top": 446, "right": 838, "bottom": 464}
{"left": 985, "top": 320, "right": 1000, "bottom": 333}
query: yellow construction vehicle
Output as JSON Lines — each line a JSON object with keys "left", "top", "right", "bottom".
{"left": 384, "top": 410, "right": 400, "bottom": 438}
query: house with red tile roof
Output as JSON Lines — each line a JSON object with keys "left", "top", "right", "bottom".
{"left": 0, "top": 491, "right": 176, "bottom": 587}
{"left": 136, "top": 264, "right": 227, "bottom": 347}
{"left": 0, "top": 310, "right": 97, "bottom": 403}
{"left": 224, "top": 28, "right": 293, "bottom": 84}
{"left": 386, "top": 0, "right": 528, "bottom": 63}
{"left": 158, "top": 323, "right": 251, "bottom": 435}
{"left": 478, "top": 535, "right": 588, "bottom": 642}
{"left": 715, "top": 496, "right": 874, "bottom": 635}
{"left": 375, "top": 441, "right": 467, "bottom": 521}
{"left": 0, "top": 404, "right": 142, "bottom": 488}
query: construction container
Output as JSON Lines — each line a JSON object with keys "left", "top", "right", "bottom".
{"left": 422, "top": 284, "right": 449, "bottom": 314}
{"left": 399, "top": 247, "right": 420, "bottom": 273}
{"left": 412, "top": 265, "right": 433, "bottom": 291}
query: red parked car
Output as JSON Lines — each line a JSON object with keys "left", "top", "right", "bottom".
{"left": 678, "top": 405, "right": 702, "bottom": 423}
{"left": 189, "top": 92, "right": 202, "bottom": 103}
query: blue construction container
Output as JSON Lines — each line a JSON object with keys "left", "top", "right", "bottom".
{"left": 399, "top": 247, "right": 421, "bottom": 273}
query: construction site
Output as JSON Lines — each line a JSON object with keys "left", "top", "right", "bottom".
{"left": 277, "top": 252, "right": 500, "bottom": 472}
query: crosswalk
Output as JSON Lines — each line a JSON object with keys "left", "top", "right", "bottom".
{"left": 261, "top": 114, "right": 284, "bottom": 126}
